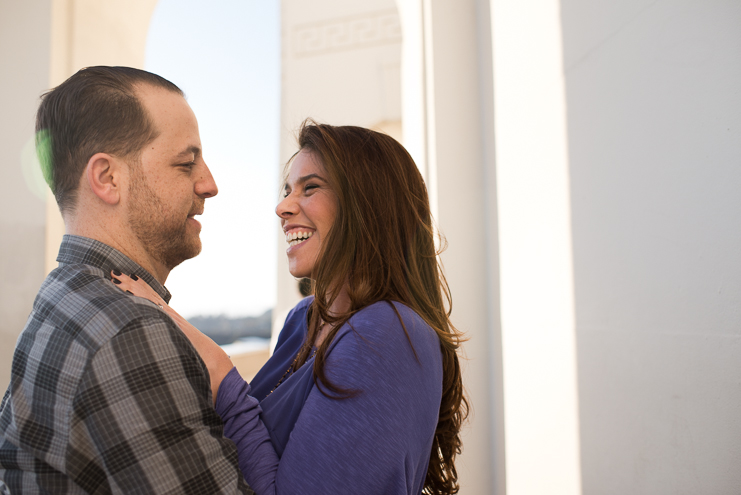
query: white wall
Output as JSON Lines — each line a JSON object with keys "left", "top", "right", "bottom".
{"left": 0, "top": 0, "right": 51, "bottom": 388}
{"left": 562, "top": 1, "right": 741, "bottom": 492}
{"left": 403, "top": 0, "right": 741, "bottom": 493}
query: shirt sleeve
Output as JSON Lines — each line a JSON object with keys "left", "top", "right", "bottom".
{"left": 69, "top": 314, "right": 254, "bottom": 494}
{"left": 216, "top": 369, "right": 280, "bottom": 494}
{"left": 217, "top": 303, "right": 442, "bottom": 495}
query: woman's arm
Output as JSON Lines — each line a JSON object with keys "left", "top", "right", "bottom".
{"left": 216, "top": 369, "right": 280, "bottom": 495}
{"left": 111, "top": 271, "right": 282, "bottom": 494}
{"left": 110, "top": 271, "right": 234, "bottom": 404}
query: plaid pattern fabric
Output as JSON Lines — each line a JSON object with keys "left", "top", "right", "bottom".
{"left": 0, "top": 235, "right": 253, "bottom": 494}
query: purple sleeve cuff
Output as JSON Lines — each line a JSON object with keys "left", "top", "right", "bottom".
{"left": 215, "top": 367, "right": 254, "bottom": 418}
{"left": 215, "top": 367, "right": 279, "bottom": 495}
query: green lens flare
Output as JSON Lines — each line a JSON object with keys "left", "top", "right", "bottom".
{"left": 35, "top": 130, "right": 54, "bottom": 189}
{"left": 20, "top": 132, "right": 50, "bottom": 201}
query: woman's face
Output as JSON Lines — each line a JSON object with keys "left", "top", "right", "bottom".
{"left": 276, "top": 149, "right": 338, "bottom": 279}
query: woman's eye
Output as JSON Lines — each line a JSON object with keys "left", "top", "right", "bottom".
{"left": 304, "top": 184, "right": 318, "bottom": 192}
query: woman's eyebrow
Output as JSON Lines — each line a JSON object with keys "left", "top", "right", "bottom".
{"left": 296, "top": 173, "right": 328, "bottom": 184}
{"left": 283, "top": 173, "right": 328, "bottom": 192}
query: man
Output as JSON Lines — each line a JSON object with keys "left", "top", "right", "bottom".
{"left": 0, "top": 67, "right": 253, "bottom": 494}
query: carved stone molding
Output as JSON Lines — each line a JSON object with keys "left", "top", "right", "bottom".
{"left": 293, "top": 9, "right": 401, "bottom": 58}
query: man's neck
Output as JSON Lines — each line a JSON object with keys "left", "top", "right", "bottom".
{"left": 66, "top": 215, "right": 171, "bottom": 284}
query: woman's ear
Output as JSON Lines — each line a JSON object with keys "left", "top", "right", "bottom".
{"left": 85, "top": 153, "right": 121, "bottom": 205}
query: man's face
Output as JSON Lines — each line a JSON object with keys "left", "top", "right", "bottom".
{"left": 126, "top": 85, "right": 218, "bottom": 270}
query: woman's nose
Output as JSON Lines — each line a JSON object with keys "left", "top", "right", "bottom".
{"left": 276, "top": 193, "right": 298, "bottom": 218}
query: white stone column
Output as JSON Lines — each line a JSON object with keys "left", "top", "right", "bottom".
{"left": 397, "top": 0, "right": 504, "bottom": 493}
{"left": 491, "top": 0, "right": 582, "bottom": 493}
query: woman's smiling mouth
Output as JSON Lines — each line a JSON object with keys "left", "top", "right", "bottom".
{"left": 286, "top": 230, "right": 314, "bottom": 247}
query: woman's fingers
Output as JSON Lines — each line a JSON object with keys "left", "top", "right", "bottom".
{"left": 109, "top": 270, "right": 233, "bottom": 403}
{"left": 110, "top": 270, "right": 166, "bottom": 308}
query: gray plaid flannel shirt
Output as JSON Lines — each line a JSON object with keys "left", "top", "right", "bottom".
{"left": 0, "top": 235, "right": 253, "bottom": 494}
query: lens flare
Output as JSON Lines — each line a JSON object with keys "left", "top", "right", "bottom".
{"left": 21, "top": 132, "right": 51, "bottom": 202}
{"left": 35, "top": 130, "right": 54, "bottom": 189}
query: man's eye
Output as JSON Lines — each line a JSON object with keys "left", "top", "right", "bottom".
{"left": 179, "top": 161, "right": 195, "bottom": 168}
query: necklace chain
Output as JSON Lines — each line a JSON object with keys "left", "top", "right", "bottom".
{"left": 268, "top": 347, "right": 318, "bottom": 395}
{"left": 269, "top": 318, "right": 325, "bottom": 395}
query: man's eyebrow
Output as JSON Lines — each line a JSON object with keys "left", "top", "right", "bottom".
{"left": 174, "top": 146, "right": 201, "bottom": 159}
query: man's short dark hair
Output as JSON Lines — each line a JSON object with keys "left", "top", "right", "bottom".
{"left": 36, "top": 66, "right": 183, "bottom": 214}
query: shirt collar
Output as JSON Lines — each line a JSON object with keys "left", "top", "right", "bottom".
{"left": 56, "top": 234, "right": 172, "bottom": 303}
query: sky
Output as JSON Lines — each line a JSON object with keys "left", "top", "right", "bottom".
{"left": 145, "top": 0, "right": 281, "bottom": 318}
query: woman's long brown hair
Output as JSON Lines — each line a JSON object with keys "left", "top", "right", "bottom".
{"left": 290, "top": 120, "right": 468, "bottom": 494}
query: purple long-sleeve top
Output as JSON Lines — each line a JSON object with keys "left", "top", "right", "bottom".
{"left": 215, "top": 297, "right": 443, "bottom": 494}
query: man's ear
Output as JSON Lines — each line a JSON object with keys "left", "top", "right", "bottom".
{"left": 86, "top": 153, "right": 122, "bottom": 205}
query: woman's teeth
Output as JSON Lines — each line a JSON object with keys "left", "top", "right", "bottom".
{"left": 287, "top": 231, "right": 313, "bottom": 247}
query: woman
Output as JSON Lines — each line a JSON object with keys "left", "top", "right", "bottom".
{"left": 113, "top": 121, "right": 467, "bottom": 494}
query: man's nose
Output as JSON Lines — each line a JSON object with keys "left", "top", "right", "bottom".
{"left": 195, "top": 162, "right": 218, "bottom": 198}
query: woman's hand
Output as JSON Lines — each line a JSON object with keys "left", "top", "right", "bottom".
{"left": 110, "top": 270, "right": 234, "bottom": 405}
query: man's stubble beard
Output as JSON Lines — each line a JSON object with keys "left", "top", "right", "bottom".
{"left": 127, "top": 165, "right": 203, "bottom": 270}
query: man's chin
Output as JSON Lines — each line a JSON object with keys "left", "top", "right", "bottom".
{"left": 162, "top": 237, "right": 202, "bottom": 270}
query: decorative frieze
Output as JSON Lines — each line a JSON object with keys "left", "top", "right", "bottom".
{"left": 293, "top": 9, "right": 401, "bottom": 58}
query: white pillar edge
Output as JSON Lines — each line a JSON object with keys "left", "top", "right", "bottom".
{"left": 490, "top": 0, "right": 582, "bottom": 493}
